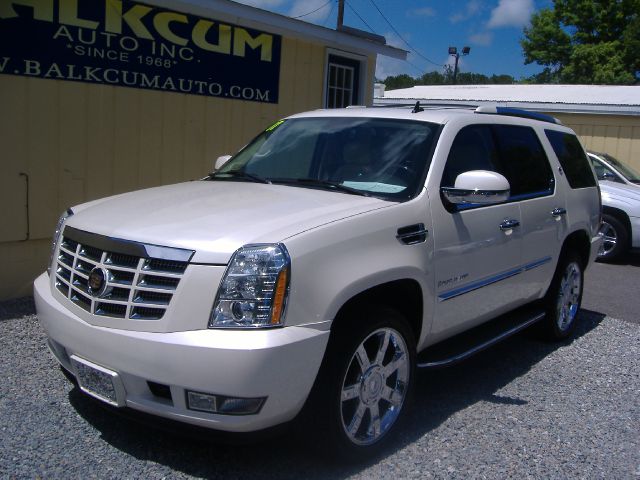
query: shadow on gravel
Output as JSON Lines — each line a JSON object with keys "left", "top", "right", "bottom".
{"left": 596, "top": 251, "right": 640, "bottom": 268}
{"left": 0, "top": 296, "right": 35, "bottom": 321}
{"left": 67, "top": 310, "right": 605, "bottom": 479}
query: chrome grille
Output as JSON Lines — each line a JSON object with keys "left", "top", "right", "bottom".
{"left": 54, "top": 235, "right": 188, "bottom": 320}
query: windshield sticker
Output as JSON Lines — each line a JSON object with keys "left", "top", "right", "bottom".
{"left": 265, "top": 119, "right": 285, "bottom": 132}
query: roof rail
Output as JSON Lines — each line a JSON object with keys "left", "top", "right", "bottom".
{"left": 475, "top": 106, "right": 562, "bottom": 125}
{"left": 372, "top": 102, "right": 479, "bottom": 110}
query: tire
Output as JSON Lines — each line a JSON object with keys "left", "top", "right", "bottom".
{"left": 309, "top": 306, "right": 416, "bottom": 460}
{"left": 597, "top": 214, "right": 629, "bottom": 262}
{"left": 543, "top": 253, "right": 584, "bottom": 340}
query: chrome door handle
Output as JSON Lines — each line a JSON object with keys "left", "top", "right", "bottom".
{"left": 499, "top": 219, "right": 520, "bottom": 230}
{"left": 551, "top": 207, "right": 567, "bottom": 217}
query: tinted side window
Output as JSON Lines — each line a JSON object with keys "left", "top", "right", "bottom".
{"left": 590, "top": 157, "right": 622, "bottom": 183}
{"left": 494, "top": 125, "right": 554, "bottom": 197}
{"left": 441, "top": 125, "right": 502, "bottom": 187}
{"left": 545, "top": 130, "right": 596, "bottom": 188}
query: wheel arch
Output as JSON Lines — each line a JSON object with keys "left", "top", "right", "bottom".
{"left": 559, "top": 229, "right": 591, "bottom": 271}
{"left": 602, "top": 206, "right": 632, "bottom": 238}
{"left": 330, "top": 279, "right": 424, "bottom": 345}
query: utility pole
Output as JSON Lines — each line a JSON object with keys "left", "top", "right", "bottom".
{"left": 448, "top": 46, "right": 471, "bottom": 84}
{"left": 337, "top": 0, "right": 344, "bottom": 29}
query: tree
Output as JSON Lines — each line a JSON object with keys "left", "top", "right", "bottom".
{"left": 382, "top": 70, "right": 516, "bottom": 88}
{"left": 521, "top": 0, "right": 640, "bottom": 84}
{"left": 623, "top": 14, "right": 640, "bottom": 74}
{"left": 417, "top": 71, "right": 446, "bottom": 85}
{"left": 382, "top": 74, "right": 416, "bottom": 90}
{"left": 490, "top": 74, "right": 515, "bottom": 84}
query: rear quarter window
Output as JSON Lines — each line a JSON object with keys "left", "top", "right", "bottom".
{"left": 494, "top": 125, "right": 554, "bottom": 198}
{"left": 545, "top": 130, "right": 596, "bottom": 188}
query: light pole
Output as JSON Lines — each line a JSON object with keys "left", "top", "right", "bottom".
{"left": 448, "top": 46, "right": 470, "bottom": 84}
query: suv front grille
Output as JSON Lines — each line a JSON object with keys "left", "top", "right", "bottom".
{"left": 54, "top": 235, "right": 189, "bottom": 321}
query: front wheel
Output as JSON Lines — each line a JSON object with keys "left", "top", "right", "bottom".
{"left": 312, "top": 307, "right": 415, "bottom": 459}
{"left": 543, "top": 254, "right": 584, "bottom": 340}
{"left": 597, "top": 214, "right": 629, "bottom": 262}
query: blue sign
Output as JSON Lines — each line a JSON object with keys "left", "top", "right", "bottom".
{"left": 0, "top": 0, "right": 281, "bottom": 103}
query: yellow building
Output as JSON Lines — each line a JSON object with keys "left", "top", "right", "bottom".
{"left": 0, "top": 0, "right": 405, "bottom": 300}
{"left": 377, "top": 84, "right": 640, "bottom": 170}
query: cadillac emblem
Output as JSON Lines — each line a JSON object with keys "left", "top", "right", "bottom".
{"left": 88, "top": 267, "right": 109, "bottom": 298}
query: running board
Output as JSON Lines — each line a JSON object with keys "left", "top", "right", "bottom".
{"left": 417, "top": 306, "right": 546, "bottom": 369}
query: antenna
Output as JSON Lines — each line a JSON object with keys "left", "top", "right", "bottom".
{"left": 412, "top": 101, "right": 424, "bottom": 113}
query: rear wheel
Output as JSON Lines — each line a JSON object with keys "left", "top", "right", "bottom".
{"left": 543, "top": 253, "right": 583, "bottom": 340}
{"left": 312, "top": 307, "right": 415, "bottom": 459}
{"left": 598, "top": 214, "right": 629, "bottom": 262}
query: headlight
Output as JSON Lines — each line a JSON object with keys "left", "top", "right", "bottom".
{"left": 209, "top": 244, "right": 290, "bottom": 328}
{"left": 48, "top": 209, "right": 73, "bottom": 274}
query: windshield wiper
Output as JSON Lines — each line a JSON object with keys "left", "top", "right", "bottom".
{"left": 208, "top": 170, "right": 271, "bottom": 184}
{"left": 272, "top": 178, "right": 370, "bottom": 197}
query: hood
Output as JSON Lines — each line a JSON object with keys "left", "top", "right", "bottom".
{"left": 66, "top": 181, "right": 390, "bottom": 264}
{"left": 600, "top": 181, "right": 640, "bottom": 213}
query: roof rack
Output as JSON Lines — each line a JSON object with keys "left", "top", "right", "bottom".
{"left": 475, "top": 106, "right": 562, "bottom": 125}
{"left": 372, "top": 102, "right": 480, "bottom": 110}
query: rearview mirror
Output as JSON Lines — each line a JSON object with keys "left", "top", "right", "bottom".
{"left": 441, "top": 170, "right": 510, "bottom": 206}
{"left": 214, "top": 155, "right": 232, "bottom": 171}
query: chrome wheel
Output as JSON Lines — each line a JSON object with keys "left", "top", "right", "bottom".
{"left": 340, "top": 327, "right": 409, "bottom": 446}
{"left": 555, "top": 261, "right": 582, "bottom": 331}
{"left": 598, "top": 221, "right": 617, "bottom": 257}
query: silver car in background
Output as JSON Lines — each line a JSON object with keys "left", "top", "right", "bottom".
{"left": 588, "top": 151, "right": 640, "bottom": 261}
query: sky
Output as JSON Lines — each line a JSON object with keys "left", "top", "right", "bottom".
{"left": 234, "top": 0, "right": 553, "bottom": 80}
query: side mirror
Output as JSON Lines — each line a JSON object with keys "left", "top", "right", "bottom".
{"left": 214, "top": 155, "right": 232, "bottom": 171}
{"left": 441, "top": 170, "right": 510, "bottom": 206}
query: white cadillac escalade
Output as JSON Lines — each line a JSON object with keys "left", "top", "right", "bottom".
{"left": 34, "top": 105, "right": 602, "bottom": 458}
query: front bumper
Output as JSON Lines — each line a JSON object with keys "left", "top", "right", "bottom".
{"left": 631, "top": 216, "right": 640, "bottom": 249}
{"left": 589, "top": 233, "right": 604, "bottom": 265}
{"left": 34, "top": 273, "right": 329, "bottom": 432}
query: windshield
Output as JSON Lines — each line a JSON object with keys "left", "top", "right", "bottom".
{"left": 214, "top": 117, "right": 439, "bottom": 201}
{"left": 602, "top": 153, "right": 640, "bottom": 183}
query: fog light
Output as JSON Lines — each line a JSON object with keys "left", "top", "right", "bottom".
{"left": 186, "top": 391, "right": 266, "bottom": 415}
{"left": 187, "top": 391, "right": 217, "bottom": 413}
{"left": 218, "top": 397, "right": 265, "bottom": 415}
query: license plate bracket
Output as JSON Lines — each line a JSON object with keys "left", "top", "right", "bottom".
{"left": 70, "top": 355, "right": 126, "bottom": 407}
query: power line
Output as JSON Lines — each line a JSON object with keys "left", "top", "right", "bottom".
{"left": 323, "top": 1, "right": 336, "bottom": 26}
{"left": 345, "top": 0, "right": 376, "bottom": 33}
{"left": 341, "top": 1, "right": 425, "bottom": 77}
{"left": 404, "top": 59, "right": 427, "bottom": 76}
{"left": 292, "top": 0, "right": 333, "bottom": 19}
{"left": 367, "top": 0, "right": 443, "bottom": 67}
{"left": 343, "top": 1, "right": 426, "bottom": 77}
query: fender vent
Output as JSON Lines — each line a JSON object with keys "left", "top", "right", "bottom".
{"left": 396, "top": 224, "right": 428, "bottom": 245}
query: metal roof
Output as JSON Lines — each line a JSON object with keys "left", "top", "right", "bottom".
{"left": 377, "top": 84, "right": 640, "bottom": 115}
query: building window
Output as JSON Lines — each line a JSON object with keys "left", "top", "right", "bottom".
{"left": 326, "top": 54, "right": 361, "bottom": 108}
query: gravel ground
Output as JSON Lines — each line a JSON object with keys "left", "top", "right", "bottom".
{"left": 1, "top": 298, "right": 639, "bottom": 479}
{"left": 582, "top": 252, "right": 640, "bottom": 325}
